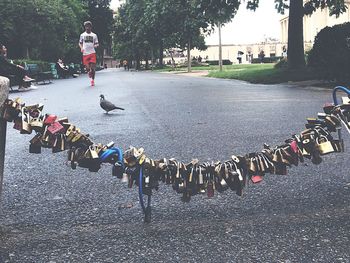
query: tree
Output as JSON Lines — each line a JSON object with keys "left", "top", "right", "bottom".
{"left": 198, "top": 0, "right": 241, "bottom": 71}
{"left": 0, "top": 0, "right": 86, "bottom": 62}
{"left": 273, "top": 0, "right": 347, "bottom": 69}
{"left": 113, "top": 0, "right": 208, "bottom": 70}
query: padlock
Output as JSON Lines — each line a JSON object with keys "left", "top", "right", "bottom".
{"left": 13, "top": 116, "right": 22, "bottom": 131}
{"left": 67, "top": 147, "right": 77, "bottom": 169}
{"left": 41, "top": 126, "right": 53, "bottom": 148}
{"left": 1, "top": 105, "right": 16, "bottom": 122}
{"left": 342, "top": 96, "right": 350, "bottom": 105}
{"left": 29, "top": 134, "right": 42, "bottom": 154}
{"left": 272, "top": 162, "right": 287, "bottom": 175}
{"left": 316, "top": 135, "right": 334, "bottom": 155}
{"left": 207, "top": 182, "right": 214, "bottom": 198}
{"left": 30, "top": 117, "right": 44, "bottom": 132}
{"left": 311, "top": 150, "right": 323, "bottom": 165}
{"left": 47, "top": 121, "right": 65, "bottom": 135}
{"left": 29, "top": 107, "right": 44, "bottom": 132}
{"left": 52, "top": 134, "right": 67, "bottom": 153}
{"left": 331, "top": 139, "right": 344, "bottom": 152}
{"left": 44, "top": 114, "right": 57, "bottom": 125}
{"left": 301, "top": 139, "right": 314, "bottom": 157}
{"left": 325, "top": 115, "right": 341, "bottom": 131}
{"left": 20, "top": 108, "right": 32, "bottom": 134}
{"left": 87, "top": 145, "right": 101, "bottom": 172}
{"left": 112, "top": 161, "right": 124, "bottom": 178}
{"left": 323, "top": 103, "right": 335, "bottom": 114}
{"left": 251, "top": 175, "right": 263, "bottom": 184}
{"left": 181, "top": 192, "right": 191, "bottom": 203}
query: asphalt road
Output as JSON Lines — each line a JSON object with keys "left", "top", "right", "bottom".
{"left": 1, "top": 69, "right": 349, "bottom": 263}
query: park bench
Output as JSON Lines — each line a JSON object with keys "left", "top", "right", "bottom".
{"left": 49, "top": 63, "right": 59, "bottom": 79}
{"left": 26, "top": 63, "right": 52, "bottom": 84}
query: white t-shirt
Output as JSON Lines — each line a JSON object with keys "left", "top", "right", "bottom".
{"left": 79, "top": 32, "right": 99, "bottom": 55}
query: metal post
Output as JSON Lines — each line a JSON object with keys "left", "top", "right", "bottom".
{"left": 218, "top": 23, "right": 223, "bottom": 72}
{"left": 0, "top": 76, "right": 9, "bottom": 195}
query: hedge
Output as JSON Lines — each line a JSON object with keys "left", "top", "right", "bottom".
{"left": 308, "top": 22, "right": 350, "bottom": 82}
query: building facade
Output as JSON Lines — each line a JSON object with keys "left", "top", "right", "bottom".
{"left": 192, "top": 2, "right": 350, "bottom": 64}
{"left": 280, "top": 1, "right": 350, "bottom": 51}
{"left": 191, "top": 41, "right": 286, "bottom": 64}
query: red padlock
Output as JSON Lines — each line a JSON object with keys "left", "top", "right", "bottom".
{"left": 290, "top": 140, "right": 298, "bottom": 154}
{"left": 251, "top": 175, "right": 264, "bottom": 184}
{"left": 207, "top": 182, "right": 214, "bottom": 198}
{"left": 47, "top": 121, "right": 64, "bottom": 135}
{"left": 44, "top": 114, "right": 57, "bottom": 125}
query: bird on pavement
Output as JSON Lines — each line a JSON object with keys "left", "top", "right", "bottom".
{"left": 100, "top": 94, "right": 125, "bottom": 113}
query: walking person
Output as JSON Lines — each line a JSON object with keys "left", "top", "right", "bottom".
{"left": 79, "top": 21, "right": 99, "bottom": 87}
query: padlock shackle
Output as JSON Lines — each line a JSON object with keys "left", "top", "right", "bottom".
{"left": 138, "top": 166, "right": 146, "bottom": 212}
{"left": 332, "top": 86, "right": 350, "bottom": 142}
{"left": 138, "top": 165, "right": 152, "bottom": 222}
{"left": 99, "top": 147, "right": 123, "bottom": 165}
{"left": 332, "top": 86, "right": 350, "bottom": 106}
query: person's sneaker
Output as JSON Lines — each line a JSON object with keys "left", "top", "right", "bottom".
{"left": 23, "top": 76, "right": 35, "bottom": 82}
{"left": 18, "top": 87, "right": 26, "bottom": 92}
{"left": 91, "top": 79, "right": 95, "bottom": 86}
{"left": 28, "top": 84, "right": 38, "bottom": 90}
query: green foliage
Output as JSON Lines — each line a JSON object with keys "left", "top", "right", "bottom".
{"left": 206, "top": 59, "right": 232, "bottom": 65}
{"left": 0, "top": 0, "right": 87, "bottom": 62}
{"left": 308, "top": 22, "right": 350, "bottom": 82}
{"left": 274, "top": 58, "right": 288, "bottom": 69}
{"left": 251, "top": 56, "right": 283, "bottom": 64}
{"left": 304, "top": 0, "right": 347, "bottom": 17}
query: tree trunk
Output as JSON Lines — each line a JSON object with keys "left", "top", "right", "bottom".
{"left": 159, "top": 40, "right": 164, "bottom": 66}
{"left": 151, "top": 49, "right": 154, "bottom": 71}
{"left": 287, "top": 0, "right": 306, "bottom": 69}
{"left": 170, "top": 51, "right": 176, "bottom": 69}
{"left": 187, "top": 38, "right": 191, "bottom": 73}
{"left": 26, "top": 47, "right": 30, "bottom": 59}
{"left": 145, "top": 57, "right": 149, "bottom": 70}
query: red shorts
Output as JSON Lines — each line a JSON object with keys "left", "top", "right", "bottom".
{"left": 83, "top": 53, "right": 96, "bottom": 66}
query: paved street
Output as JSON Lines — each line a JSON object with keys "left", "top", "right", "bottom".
{"left": 1, "top": 69, "right": 349, "bottom": 263}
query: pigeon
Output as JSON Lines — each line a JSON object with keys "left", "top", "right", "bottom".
{"left": 100, "top": 94, "right": 125, "bottom": 113}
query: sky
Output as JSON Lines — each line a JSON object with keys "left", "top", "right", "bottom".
{"left": 110, "top": 0, "right": 285, "bottom": 45}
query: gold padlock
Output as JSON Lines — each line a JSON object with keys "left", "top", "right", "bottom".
{"left": 71, "top": 132, "right": 83, "bottom": 143}
{"left": 89, "top": 145, "right": 99, "bottom": 159}
{"left": 316, "top": 135, "right": 334, "bottom": 155}
{"left": 249, "top": 158, "right": 257, "bottom": 173}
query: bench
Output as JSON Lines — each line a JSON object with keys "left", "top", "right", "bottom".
{"left": 49, "top": 63, "right": 59, "bottom": 79}
{"left": 26, "top": 64, "right": 53, "bottom": 84}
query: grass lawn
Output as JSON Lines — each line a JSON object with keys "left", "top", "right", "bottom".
{"left": 207, "top": 63, "right": 319, "bottom": 84}
{"left": 156, "top": 63, "right": 320, "bottom": 84}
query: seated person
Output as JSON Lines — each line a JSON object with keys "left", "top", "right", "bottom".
{"left": 0, "top": 43, "right": 34, "bottom": 90}
{"left": 56, "top": 59, "right": 79, "bottom": 78}
{"left": 56, "top": 58, "right": 70, "bottom": 78}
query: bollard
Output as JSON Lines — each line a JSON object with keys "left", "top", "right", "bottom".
{"left": 0, "top": 76, "right": 9, "bottom": 195}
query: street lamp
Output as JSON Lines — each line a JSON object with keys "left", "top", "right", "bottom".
{"left": 217, "top": 8, "right": 224, "bottom": 72}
